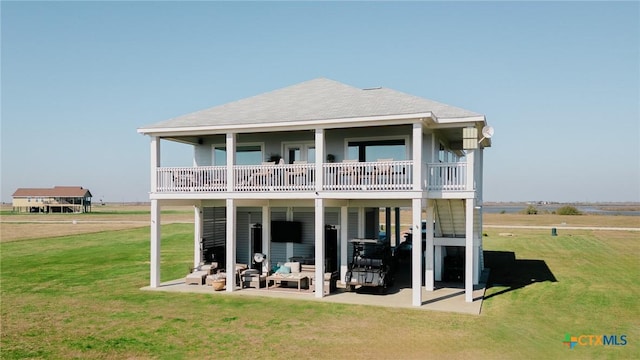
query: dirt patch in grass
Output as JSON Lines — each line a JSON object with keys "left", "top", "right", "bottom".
{"left": 0, "top": 204, "right": 193, "bottom": 242}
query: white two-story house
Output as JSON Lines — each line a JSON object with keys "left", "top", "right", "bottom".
{"left": 137, "top": 78, "right": 492, "bottom": 306}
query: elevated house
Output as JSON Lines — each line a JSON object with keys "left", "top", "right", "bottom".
{"left": 137, "top": 78, "right": 492, "bottom": 306}
{"left": 12, "top": 186, "right": 92, "bottom": 213}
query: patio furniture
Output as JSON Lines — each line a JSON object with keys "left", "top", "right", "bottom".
{"left": 185, "top": 262, "right": 218, "bottom": 285}
{"left": 287, "top": 160, "right": 308, "bottom": 185}
{"left": 338, "top": 159, "right": 360, "bottom": 185}
{"left": 208, "top": 275, "right": 226, "bottom": 291}
{"left": 249, "top": 161, "right": 276, "bottom": 186}
{"left": 372, "top": 158, "right": 393, "bottom": 184}
{"left": 300, "top": 264, "right": 338, "bottom": 295}
{"left": 186, "top": 271, "right": 208, "bottom": 285}
{"left": 267, "top": 273, "right": 309, "bottom": 291}
{"left": 241, "top": 269, "right": 267, "bottom": 289}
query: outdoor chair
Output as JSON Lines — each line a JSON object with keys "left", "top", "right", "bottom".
{"left": 288, "top": 160, "right": 308, "bottom": 185}
{"left": 372, "top": 158, "right": 393, "bottom": 183}
{"left": 250, "top": 162, "right": 276, "bottom": 186}
{"left": 338, "top": 159, "right": 359, "bottom": 185}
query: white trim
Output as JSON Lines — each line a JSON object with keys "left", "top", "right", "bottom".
{"left": 137, "top": 113, "right": 434, "bottom": 136}
{"left": 149, "top": 190, "right": 427, "bottom": 202}
{"left": 436, "top": 115, "right": 486, "bottom": 124}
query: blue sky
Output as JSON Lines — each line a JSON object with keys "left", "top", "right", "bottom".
{"left": 1, "top": 1, "right": 638, "bottom": 203}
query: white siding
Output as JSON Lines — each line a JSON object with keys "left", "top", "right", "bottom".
{"left": 193, "top": 144, "right": 212, "bottom": 166}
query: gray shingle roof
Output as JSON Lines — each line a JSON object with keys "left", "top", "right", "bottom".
{"left": 141, "top": 78, "right": 482, "bottom": 130}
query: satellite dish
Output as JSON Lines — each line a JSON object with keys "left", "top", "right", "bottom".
{"left": 482, "top": 126, "right": 494, "bottom": 139}
{"left": 253, "top": 253, "right": 266, "bottom": 263}
{"left": 479, "top": 126, "right": 494, "bottom": 143}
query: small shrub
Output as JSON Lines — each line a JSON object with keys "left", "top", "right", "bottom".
{"left": 556, "top": 205, "right": 582, "bottom": 215}
{"left": 521, "top": 205, "right": 538, "bottom": 215}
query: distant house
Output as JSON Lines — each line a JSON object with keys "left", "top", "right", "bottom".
{"left": 12, "top": 186, "right": 92, "bottom": 213}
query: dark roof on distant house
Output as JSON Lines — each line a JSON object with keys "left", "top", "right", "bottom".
{"left": 12, "top": 186, "right": 92, "bottom": 198}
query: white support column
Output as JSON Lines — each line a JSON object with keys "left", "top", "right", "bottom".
{"left": 357, "top": 207, "right": 364, "bottom": 238}
{"left": 434, "top": 246, "right": 443, "bottom": 281}
{"left": 394, "top": 207, "right": 401, "bottom": 247}
{"left": 150, "top": 136, "right": 160, "bottom": 193}
{"left": 478, "top": 148, "right": 485, "bottom": 271}
{"left": 226, "top": 133, "right": 236, "bottom": 192}
{"left": 411, "top": 198, "right": 423, "bottom": 306}
{"left": 465, "top": 198, "right": 474, "bottom": 302}
{"left": 194, "top": 205, "right": 203, "bottom": 267}
{"left": 226, "top": 199, "right": 237, "bottom": 292}
{"left": 340, "top": 205, "right": 348, "bottom": 284}
{"left": 262, "top": 205, "right": 270, "bottom": 274}
{"left": 466, "top": 149, "right": 475, "bottom": 191}
{"left": 314, "top": 198, "right": 325, "bottom": 297}
{"left": 425, "top": 201, "right": 434, "bottom": 291}
{"left": 477, "top": 147, "right": 484, "bottom": 200}
{"left": 474, "top": 239, "right": 480, "bottom": 285}
{"left": 150, "top": 199, "right": 161, "bottom": 288}
{"left": 315, "top": 129, "right": 325, "bottom": 192}
{"left": 412, "top": 123, "right": 423, "bottom": 191}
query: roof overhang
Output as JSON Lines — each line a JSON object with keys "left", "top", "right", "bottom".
{"left": 137, "top": 112, "right": 436, "bottom": 137}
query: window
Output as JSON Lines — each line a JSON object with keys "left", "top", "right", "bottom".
{"left": 284, "top": 143, "right": 315, "bottom": 164}
{"left": 347, "top": 139, "right": 406, "bottom": 162}
{"left": 213, "top": 144, "right": 263, "bottom": 165}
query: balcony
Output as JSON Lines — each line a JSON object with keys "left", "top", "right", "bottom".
{"left": 155, "top": 161, "right": 472, "bottom": 195}
{"left": 156, "top": 160, "right": 421, "bottom": 193}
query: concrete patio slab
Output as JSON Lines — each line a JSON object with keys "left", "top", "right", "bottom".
{"left": 141, "top": 270, "right": 488, "bottom": 315}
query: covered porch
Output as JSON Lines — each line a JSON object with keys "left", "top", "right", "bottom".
{"left": 147, "top": 196, "right": 484, "bottom": 307}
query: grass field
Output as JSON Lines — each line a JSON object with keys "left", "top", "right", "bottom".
{"left": 1, "top": 209, "right": 638, "bottom": 359}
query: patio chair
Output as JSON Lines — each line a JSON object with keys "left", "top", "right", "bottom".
{"left": 373, "top": 158, "right": 393, "bottom": 183}
{"left": 338, "top": 159, "right": 359, "bottom": 185}
{"left": 288, "top": 160, "right": 308, "bottom": 185}
{"left": 251, "top": 162, "right": 275, "bottom": 186}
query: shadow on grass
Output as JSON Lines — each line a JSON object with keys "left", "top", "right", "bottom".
{"left": 483, "top": 250, "right": 557, "bottom": 300}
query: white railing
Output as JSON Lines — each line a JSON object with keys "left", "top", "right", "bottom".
{"left": 234, "top": 163, "right": 315, "bottom": 192}
{"left": 155, "top": 161, "right": 414, "bottom": 193}
{"left": 427, "top": 163, "right": 468, "bottom": 191}
{"left": 323, "top": 160, "right": 413, "bottom": 191}
{"left": 157, "top": 166, "right": 227, "bottom": 192}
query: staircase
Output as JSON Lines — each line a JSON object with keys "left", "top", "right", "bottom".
{"left": 434, "top": 199, "right": 485, "bottom": 273}
{"left": 434, "top": 199, "right": 466, "bottom": 237}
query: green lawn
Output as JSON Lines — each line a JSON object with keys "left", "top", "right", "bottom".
{"left": 1, "top": 224, "right": 638, "bottom": 359}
